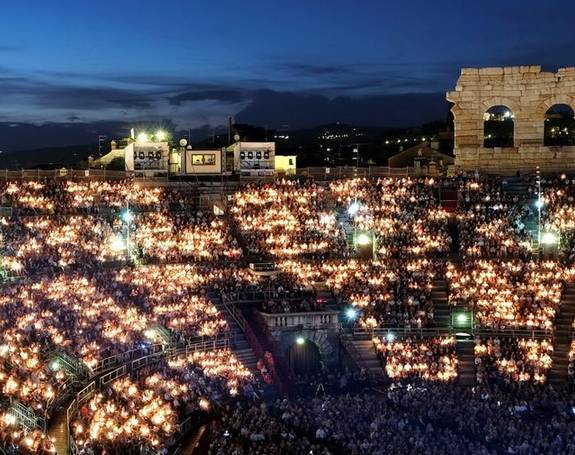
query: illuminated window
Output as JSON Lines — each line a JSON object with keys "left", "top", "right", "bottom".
{"left": 484, "top": 105, "right": 514, "bottom": 148}
{"left": 192, "top": 154, "right": 216, "bottom": 165}
{"left": 544, "top": 104, "right": 575, "bottom": 146}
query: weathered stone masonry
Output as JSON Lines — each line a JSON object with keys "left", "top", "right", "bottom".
{"left": 447, "top": 66, "right": 575, "bottom": 174}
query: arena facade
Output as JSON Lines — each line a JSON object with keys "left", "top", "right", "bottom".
{"left": 448, "top": 66, "right": 575, "bottom": 174}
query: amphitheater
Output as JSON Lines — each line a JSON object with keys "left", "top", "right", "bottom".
{"left": 0, "top": 66, "right": 575, "bottom": 455}
{"left": 0, "top": 167, "right": 573, "bottom": 455}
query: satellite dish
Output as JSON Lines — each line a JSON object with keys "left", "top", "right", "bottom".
{"left": 179, "top": 138, "right": 188, "bottom": 147}
{"left": 233, "top": 134, "right": 240, "bottom": 142}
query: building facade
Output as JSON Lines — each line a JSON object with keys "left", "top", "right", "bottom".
{"left": 447, "top": 66, "right": 575, "bottom": 174}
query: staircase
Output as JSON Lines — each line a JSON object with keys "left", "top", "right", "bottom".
{"left": 455, "top": 338, "right": 476, "bottom": 386}
{"left": 47, "top": 408, "right": 68, "bottom": 455}
{"left": 211, "top": 296, "right": 258, "bottom": 373}
{"left": 348, "top": 337, "right": 383, "bottom": 380}
{"left": 548, "top": 284, "right": 575, "bottom": 386}
{"left": 502, "top": 177, "right": 529, "bottom": 199}
{"left": 447, "top": 217, "right": 460, "bottom": 259}
{"left": 431, "top": 279, "right": 451, "bottom": 328}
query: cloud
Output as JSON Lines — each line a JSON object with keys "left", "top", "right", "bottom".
{"left": 168, "top": 88, "right": 247, "bottom": 105}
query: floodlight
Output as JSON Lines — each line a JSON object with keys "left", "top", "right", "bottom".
{"left": 155, "top": 130, "right": 167, "bottom": 141}
{"left": 356, "top": 233, "right": 371, "bottom": 246}
{"left": 136, "top": 132, "right": 149, "bottom": 143}
{"left": 345, "top": 308, "right": 358, "bottom": 320}
{"left": 121, "top": 210, "right": 134, "bottom": 223}
{"left": 347, "top": 201, "right": 360, "bottom": 216}
{"left": 541, "top": 232, "right": 558, "bottom": 245}
{"left": 111, "top": 235, "right": 126, "bottom": 252}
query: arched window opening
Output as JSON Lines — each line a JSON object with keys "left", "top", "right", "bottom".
{"left": 544, "top": 104, "right": 575, "bottom": 146}
{"left": 483, "top": 105, "right": 514, "bottom": 148}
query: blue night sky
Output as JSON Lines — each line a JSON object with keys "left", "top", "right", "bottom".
{"left": 0, "top": 0, "right": 574, "bottom": 150}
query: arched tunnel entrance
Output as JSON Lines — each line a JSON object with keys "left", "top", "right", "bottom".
{"left": 287, "top": 338, "right": 321, "bottom": 375}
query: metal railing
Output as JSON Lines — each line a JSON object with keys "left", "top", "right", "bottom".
{"left": 295, "top": 166, "right": 424, "bottom": 180}
{"left": 7, "top": 399, "right": 46, "bottom": 432}
{"left": 66, "top": 336, "right": 229, "bottom": 455}
{"left": 351, "top": 325, "right": 553, "bottom": 340}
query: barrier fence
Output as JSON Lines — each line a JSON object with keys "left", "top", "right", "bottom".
{"left": 67, "top": 336, "right": 229, "bottom": 455}
{"left": 352, "top": 326, "right": 553, "bottom": 340}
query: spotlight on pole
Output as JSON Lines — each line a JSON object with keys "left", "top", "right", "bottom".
{"left": 535, "top": 198, "right": 544, "bottom": 209}
{"left": 347, "top": 201, "right": 360, "bottom": 217}
{"left": 345, "top": 307, "right": 358, "bottom": 321}
{"left": 121, "top": 209, "right": 134, "bottom": 223}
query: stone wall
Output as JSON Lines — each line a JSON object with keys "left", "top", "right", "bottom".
{"left": 447, "top": 66, "right": 575, "bottom": 174}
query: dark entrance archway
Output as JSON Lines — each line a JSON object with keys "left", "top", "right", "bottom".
{"left": 287, "top": 338, "right": 321, "bottom": 375}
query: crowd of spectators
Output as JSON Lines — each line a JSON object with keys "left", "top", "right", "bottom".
{"left": 279, "top": 259, "right": 439, "bottom": 327}
{"left": 0, "top": 175, "right": 574, "bottom": 453}
{"left": 72, "top": 349, "right": 254, "bottom": 453}
{"left": 208, "top": 383, "right": 575, "bottom": 455}
{"left": 458, "top": 180, "right": 532, "bottom": 258}
{"left": 446, "top": 260, "right": 571, "bottom": 330}
{"left": 230, "top": 179, "right": 347, "bottom": 258}
{"left": 373, "top": 336, "right": 458, "bottom": 382}
{"left": 330, "top": 177, "right": 451, "bottom": 257}
{"left": 475, "top": 337, "right": 553, "bottom": 384}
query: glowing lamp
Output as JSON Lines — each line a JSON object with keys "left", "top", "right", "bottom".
{"left": 356, "top": 233, "right": 371, "bottom": 246}
{"left": 345, "top": 308, "right": 358, "bottom": 320}
{"left": 155, "top": 130, "right": 167, "bottom": 141}
{"left": 347, "top": 201, "right": 360, "bottom": 216}
{"left": 111, "top": 236, "right": 126, "bottom": 252}
{"left": 385, "top": 333, "right": 395, "bottom": 343}
{"left": 136, "top": 132, "right": 149, "bottom": 143}
{"left": 541, "top": 232, "right": 558, "bottom": 245}
{"left": 121, "top": 210, "right": 134, "bottom": 223}
{"left": 296, "top": 336, "right": 305, "bottom": 346}
{"left": 456, "top": 313, "right": 468, "bottom": 324}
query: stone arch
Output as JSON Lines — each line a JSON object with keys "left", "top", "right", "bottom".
{"left": 287, "top": 338, "right": 321, "bottom": 375}
{"left": 483, "top": 104, "right": 515, "bottom": 148}
{"left": 481, "top": 97, "right": 520, "bottom": 116}
{"left": 543, "top": 103, "right": 575, "bottom": 146}
{"left": 536, "top": 95, "right": 575, "bottom": 120}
